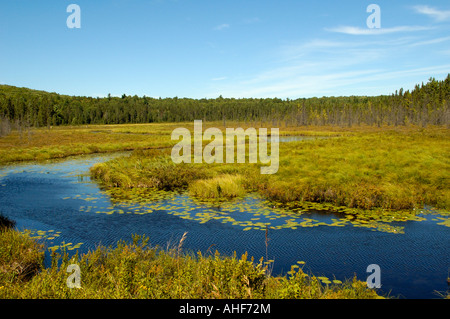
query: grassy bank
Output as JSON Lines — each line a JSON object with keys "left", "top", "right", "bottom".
{"left": 0, "top": 227, "right": 383, "bottom": 299}
{"left": 0, "top": 123, "right": 181, "bottom": 165}
{"left": 262, "top": 126, "right": 450, "bottom": 210}
{"left": 0, "top": 121, "right": 344, "bottom": 165}
{"left": 90, "top": 125, "right": 450, "bottom": 212}
{"left": 0, "top": 214, "right": 45, "bottom": 284}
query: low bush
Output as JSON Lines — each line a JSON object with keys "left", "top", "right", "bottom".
{"left": 0, "top": 232, "right": 383, "bottom": 299}
{"left": 0, "top": 226, "right": 44, "bottom": 284}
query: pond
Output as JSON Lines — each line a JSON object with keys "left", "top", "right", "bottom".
{"left": 0, "top": 151, "right": 449, "bottom": 299}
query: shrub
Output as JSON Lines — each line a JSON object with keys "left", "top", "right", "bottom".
{"left": 0, "top": 227, "right": 44, "bottom": 284}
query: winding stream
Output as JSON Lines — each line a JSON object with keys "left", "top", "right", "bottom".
{"left": 0, "top": 148, "right": 449, "bottom": 299}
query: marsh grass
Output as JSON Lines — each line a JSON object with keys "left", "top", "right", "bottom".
{"left": 0, "top": 219, "right": 44, "bottom": 284}
{"left": 0, "top": 231, "right": 383, "bottom": 299}
{"left": 261, "top": 127, "right": 450, "bottom": 211}
{"left": 0, "top": 123, "right": 179, "bottom": 165}
{"left": 91, "top": 152, "right": 212, "bottom": 190}
{"left": 0, "top": 121, "right": 340, "bottom": 165}
{"left": 1, "top": 123, "right": 447, "bottom": 298}
{"left": 90, "top": 125, "right": 450, "bottom": 212}
{"left": 188, "top": 174, "right": 247, "bottom": 200}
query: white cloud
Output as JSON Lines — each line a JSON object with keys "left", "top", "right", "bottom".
{"left": 440, "top": 49, "right": 450, "bottom": 55}
{"left": 213, "top": 23, "right": 230, "bottom": 31}
{"left": 207, "top": 64, "right": 450, "bottom": 99}
{"left": 325, "top": 25, "right": 433, "bottom": 35}
{"left": 205, "top": 32, "right": 450, "bottom": 99}
{"left": 413, "top": 5, "right": 450, "bottom": 21}
{"left": 409, "top": 36, "right": 450, "bottom": 47}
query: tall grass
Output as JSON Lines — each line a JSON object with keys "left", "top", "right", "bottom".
{"left": 0, "top": 123, "right": 177, "bottom": 165}
{"left": 260, "top": 127, "right": 450, "bottom": 210}
{"left": 0, "top": 215, "right": 44, "bottom": 284}
{"left": 0, "top": 231, "right": 383, "bottom": 299}
{"left": 91, "top": 152, "right": 212, "bottom": 190}
{"left": 91, "top": 126, "right": 450, "bottom": 211}
{"left": 188, "top": 174, "right": 247, "bottom": 200}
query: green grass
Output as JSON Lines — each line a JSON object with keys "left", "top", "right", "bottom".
{"left": 0, "top": 121, "right": 292, "bottom": 165}
{"left": 0, "top": 216, "right": 45, "bottom": 284}
{"left": 188, "top": 174, "right": 247, "bottom": 200}
{"left": 90, "top": 125, "right": 450, "bottom": 212}
{"left": 0, "top": 123, "right": 179, "bottom": 165}
{"left": 1, "top": 123, "right": 448, "bottom": 298}
{"left": 0, "top": 230, "right": 383, "bottom": 299}
{"left": 90, "top": 150, "right": 212, "bottom": 190}
{"left": 260, "top": 127, "right": 450, "bottom": 211}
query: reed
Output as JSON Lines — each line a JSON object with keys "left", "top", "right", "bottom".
{"left": 0, "top": 229, "right": 384, "bottom": 299}
{"left": 90, "top": 125, "right": 450, "bottom": 212}
{"left": 260, "top": 127, "right": 450, "bottom": 210}
{"left": 0, "top": 123, "right": 176, "bottom": 165}
{"left": 0, "top": 226, "right": 44, "bottom": 284}
{"left": 91, "top": 154, "right": 212, "bottom": 190}
{"left": 188, "top": 174, "right": 247, "bottom": 200}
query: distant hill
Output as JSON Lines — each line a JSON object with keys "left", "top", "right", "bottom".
{"left": 1, "top": 75, "right": 449, "bottom": 127}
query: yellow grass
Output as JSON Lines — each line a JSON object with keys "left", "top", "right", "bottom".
{"left": 188, "top": 174, "right": 247, "bottom": 200}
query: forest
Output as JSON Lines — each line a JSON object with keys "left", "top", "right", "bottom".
{"left": 0, "top": 75, "right": 449, "bottom": 134}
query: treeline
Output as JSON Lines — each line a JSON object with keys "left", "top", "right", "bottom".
{"left": 0, "top": 75, "right": 449, "bottom": 129}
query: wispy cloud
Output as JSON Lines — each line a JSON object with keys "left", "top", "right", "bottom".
{"left": 440, "top": 49, "right": 450, "bottom": 56}
{"left": 207, "top": 63, "right": 450, "bottom": 99}
{"left": 325, "top": 25, "right": 432, "bottom": 35}
{"left": 213, "top": 23, "right": 230, "bottom": 31}
{"left": 409, "top": 36, "right": 450, "bottom": 47}
{"left": 413, "top": 5, "right": 450, "bottom": 21}
{"left": 205, "top": 32, "right": 450, "bottom": 99}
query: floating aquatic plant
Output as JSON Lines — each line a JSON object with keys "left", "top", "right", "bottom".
{"left": 436, "top": 217, "right": 450, "bottom": 228}
{"left": 48, "top": 241, "right": 83, "bottom": 252}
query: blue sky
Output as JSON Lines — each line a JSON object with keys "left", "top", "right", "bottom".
{"left": 1, "top": 0, "right": 450, "bottom": 99}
